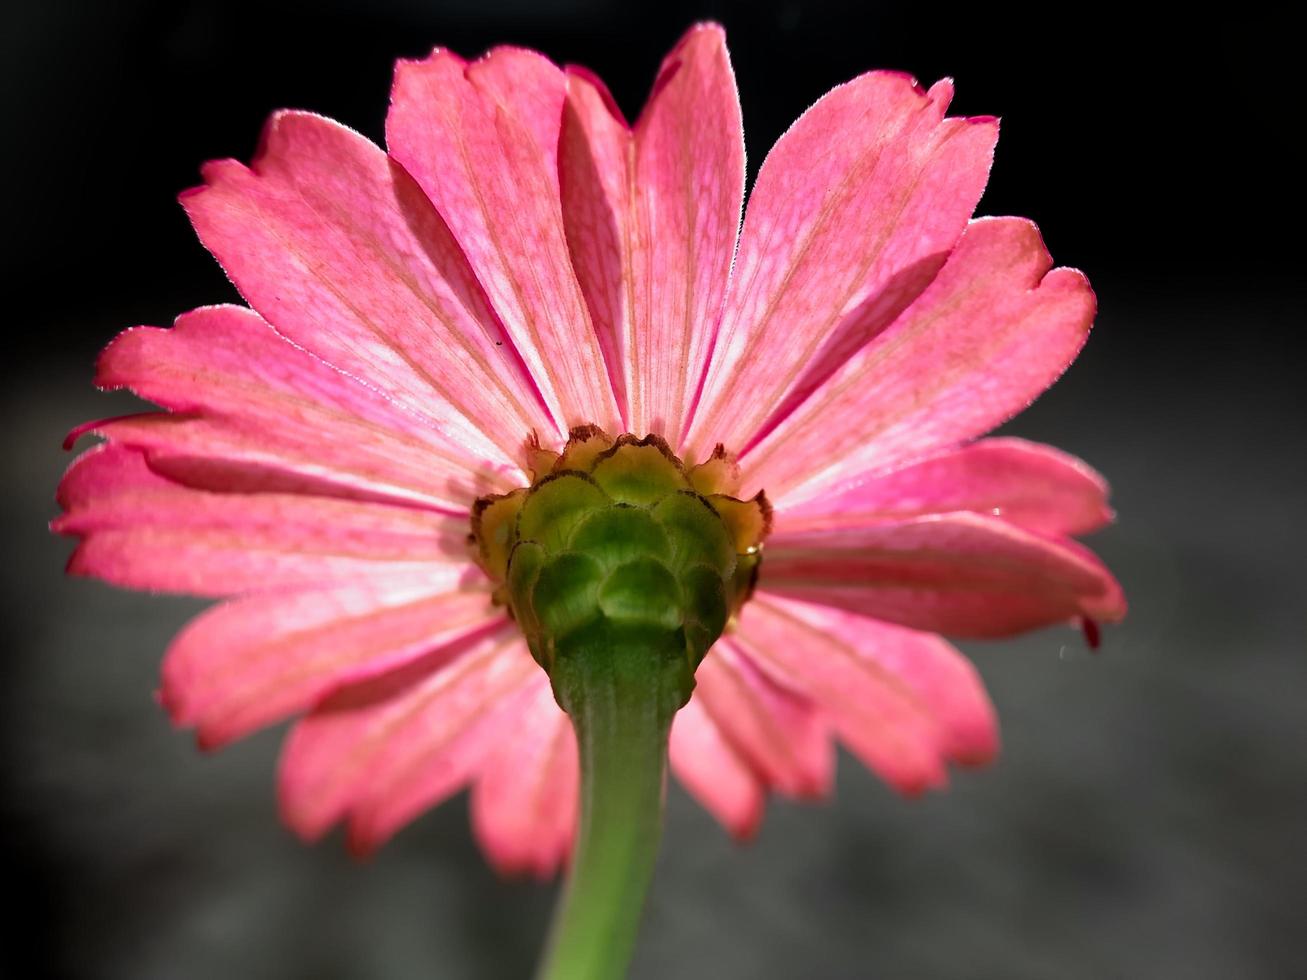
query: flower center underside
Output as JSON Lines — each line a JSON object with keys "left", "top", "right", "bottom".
{"left": 470, "top": 426, "right": 771, "bottom": 695}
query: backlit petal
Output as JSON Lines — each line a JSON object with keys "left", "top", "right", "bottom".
{"left": 738, "top": 596, "right": 998, "bottom": 770}
{"left": 777, "top": 437, "right": 1114, "bottom": 537}
{"left": 668, "top": 696, "right": 765, "bottom": 839}
{"left": 470, "top": 675, "right": 578, "bottom": 877}
{"left": 560, "top": 24, "right": 744, "bottom": 439}
{"left": 761, "top": 511, "right": 1126, "bottom": 638}
{"left": 56, "top": 444, "right": 469, "bottom": 596}
{"left": 743, "top": 217, "right": 1095, "bottom": 504}
{"left": 732, "top": 596, "right": 951, "bottom": 793}
{"left": 278, "top": 627, "right": 538, "bottom": 852}
{"left": 90, "top": 306, "right": 518, "bottom": 510}
{"left": 686, "top": 73, "right": 996, "bottom": 457}
{"left": 388, "top": 48, "right": 621, "bottom": 433}
{"left": 182, "top": 112, "right": 551, "bottom": 462}
{"left": 161, "top": 575, "right": 500, "bottom": 749}
{"left": 695, "top": 641, "right": 833, "bottom": 798}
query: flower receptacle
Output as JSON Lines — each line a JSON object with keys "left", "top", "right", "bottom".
{"left": 471, "top": 428, "right": 770, "bottom": 706}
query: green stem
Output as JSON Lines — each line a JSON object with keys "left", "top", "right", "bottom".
{"left": 535, "top": 624, "right": 689, "bottom": 980}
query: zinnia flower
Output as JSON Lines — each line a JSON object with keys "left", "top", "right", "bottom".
{"left": 55, "top": 23, "right": 1124, "bottom": 876}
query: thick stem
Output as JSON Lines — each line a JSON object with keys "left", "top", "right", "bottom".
{"left": 535, "top": 623, "right": 689, "bottom": 980}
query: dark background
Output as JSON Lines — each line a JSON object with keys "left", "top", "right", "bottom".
{"left": 5, "top": 2, "right": 1302, "bottom": 978}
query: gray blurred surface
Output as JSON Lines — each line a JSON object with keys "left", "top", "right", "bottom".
{"left": 4, "top": 288, "right": 1304, "bottom": 979}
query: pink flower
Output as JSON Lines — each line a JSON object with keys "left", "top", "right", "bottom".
{"left": 55, "top": 24, "right": 1124, "bottom": 874}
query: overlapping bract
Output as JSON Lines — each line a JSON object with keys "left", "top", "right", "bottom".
{"left": 56, "top": 23, "right": 1124, "bottom": 871}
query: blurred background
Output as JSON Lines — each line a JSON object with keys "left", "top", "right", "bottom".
{"left": 4, "top": 1, "right": 1301, "bottom": 977}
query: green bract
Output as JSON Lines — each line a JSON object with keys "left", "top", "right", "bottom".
{"left": 471, "top": 428, "right": 769, "bottom": 705}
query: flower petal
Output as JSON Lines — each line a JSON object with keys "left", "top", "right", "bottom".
{"left": 668, "top": 695, "right": 765, "bottom": 839}
{"left": 694, "top": 641, "right": 833, "bottom": 798}
{"left": 742, "top": 217, "right": 1096, "bottom": 504}
{"left": 761, "top": 511, "right": 1126, "bottom": 638}
{"left": 278, "top": 626, "right": 538, "bottom": 852}
{"left": 560, "top": 24, "right": 744, "bottom": 439}
{"left": 470, "top": 674, "right": 578, "bottom": 877}
{"left": 84, "top": 306, "right": 517, "bottom": 511}
{"left": 776, "top": 437, "right": 1114, "bottom": 538}
{"left": 737, "top": 596, "right": 998, "bottom": 771}
{"left": 686, "top": 73, "right": 996, "bottom": 457}
{"left": 732, "top": 596, "right": 949, "bottom": 793}
{"left": 388, "top": 48, "right": 621, "bottom": 433}
{"left": 56, "top": 444, "right": 470, "bottom": 596}
{"left": 161, "top": 575, "right": 501, "bottom": 749}
{"left": 181, "top": 112, "right": 552, "bottom": 462}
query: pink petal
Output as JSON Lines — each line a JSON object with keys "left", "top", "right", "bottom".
{"left": 387, "top": 48, "right": 621, "bottom": 433}
{"left": 560, "top": 24, "right": 744, "bottom": 439}
{"left": 669, "top": 696, "right": 765, "bottom": 839}
{"left": 738, "top": 596, "right": 998, "bottom": 770}
{"left": 181, "top": 112, "right": 553, "bottom": 462}
{"left": 83, "top": 415, "right": 506, "bottom": 515}
{"left": 86, "top": 306, "right": 518, "bottom": 511}
{"left": 731, "top": 596, "right": 951, "bottom": 794}
{"left": 278, "top": 626, "right": 539, "bottom": 851}
{"left": 81, "top": 310, "right": 517, "bottom": 514}
{"left": 686, "top": 73, "right": 996, "bottom": 458}
{"left": 761, "top": 511, "right": 1126, "bottom": 638}
{"left": 742, "top": 217, "right": 1096, "bottom": 504}
{"left": 777, "top": 437, "right": 1114, "bottom": 538}
{"left": 56, "top": 444, "right": 470, "bottom": 596}
{"left": 694, "top": 641, "right": 833, "bottom": 798}
{"left": 556, "top": 72, "right": 632, "bottom": 417}
{"left": 161, "top": 575, "right": 501, "bottom": 749}
{"left": 470, "top": 675, "right": 578, "bottom": 877}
